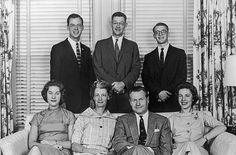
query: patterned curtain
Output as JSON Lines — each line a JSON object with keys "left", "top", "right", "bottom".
{"left": 193, "top": 0, "right": 236, "bottom": 123}
{"left": 0, "top": 0, "right": 13, "bottom": 138}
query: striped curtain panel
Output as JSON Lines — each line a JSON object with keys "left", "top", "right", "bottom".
{"left": 193, "top": 0, "right": 236, "bottom": 123}
{"left": 0, "top": 0, "right": 14, "bottom": 138}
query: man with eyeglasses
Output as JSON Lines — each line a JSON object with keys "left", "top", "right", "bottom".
{"left": 141, "top": 22, "right": 187, "bottom": 112}
{"left": 93, "top": 12, "right": 141, "bottom": 113}
{"left": 50, "top": 13, "right": 95, "bottom": 113}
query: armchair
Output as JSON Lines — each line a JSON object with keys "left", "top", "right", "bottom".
{"left": 0, "top": 112, "right": 236, "bottom": 155}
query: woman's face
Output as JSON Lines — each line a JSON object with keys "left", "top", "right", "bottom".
{"left": 178, "top": 88, "right": 193, "bottom": 110}
{"left": 47, "top": 86, "right": 61, "bottom": 109}
{"left": 93, "top": 88, "right": 109, "bottom": 109}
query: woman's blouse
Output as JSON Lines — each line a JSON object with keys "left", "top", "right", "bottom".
{"left": 30, "top": 107, "right": 75, "bottom": 142}
{"left": 169, "top": 111, "right": 224, "bottom": 143}
{"left": 72, "top": 107, "right": 116, "bottom": 152}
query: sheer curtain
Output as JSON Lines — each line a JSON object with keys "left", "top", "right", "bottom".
{"left": 193, "top": 0, "right": 236, "bottom": 122}
{"left": 0, "top": 0, "right": 14, "bottom": 138}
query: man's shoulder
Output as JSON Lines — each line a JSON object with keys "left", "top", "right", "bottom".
{"left": 169, "top": 44, "right": 185, "bottom": 54}
{"left": 117, "top": 113, "right": 134, "bottom": 120}
{"left": 52, "top": 39, "right": 68, "bottom": 48}
{"left": 149, "top": 112, "right": 168, "bottom": 121}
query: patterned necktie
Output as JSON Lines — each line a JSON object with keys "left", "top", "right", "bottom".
{"left": 160, "top": 48, "right": 164, "bottom": 65}
{"left": 138, "top": 116, "right": 147, "bottom": 145}
{"left": 114, "top": 39, "right": 119, "bottom": 61}
{"left": 76, "top": 42, "right": 81, "bottom": 66}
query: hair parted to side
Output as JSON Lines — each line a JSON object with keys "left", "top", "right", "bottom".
{"left": 67, "top": 13, "right": 84, "bottom": 26}
{"left": 128, "top": 86, "right": 149, "bottom": 98}
{"left": 175, "top": 82, "right": 199, "bottom": 106}
{"left": 152, "top": 22, "right": 169, "bottom": 33}
{"left": 41, "top": 80, "right": 66, "bottom": 105}
{"left": 111, "top": 11, "right": 127, "bottom": 22}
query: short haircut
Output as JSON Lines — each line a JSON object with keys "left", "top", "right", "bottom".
{"left": 67, "top": 13, "right": 84, "bottom": 26}
{"left": 128, "top": 86, "right": 149, "bottom": 98}
{"left": 41, "top": 80, "right": 66, "bottom": 105}
{"left": 175, "top": 82, "right": 199, "bottom": 106}
{"left": 90, "top": 80, "right": 112, "bottom": 98}
{"left": 152, "top": 22, "right": 169, "bottom": 33}
{"left": 111, "top": 12, "right": 127, "bottom": 22}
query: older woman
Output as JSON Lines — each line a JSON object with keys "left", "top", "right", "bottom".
{"left": 28, "top": 80, "right": 75, "bottom": 155}
{"left": 169, "top": 82, "right": 226, "bottom": 155}
{"left": 72, "top": 80, "right": 116, "bottom": 155}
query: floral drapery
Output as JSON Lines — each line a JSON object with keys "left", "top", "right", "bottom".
{"left": 193, "top": 0, "right": 236, "bottom": 123}
{"left": 0, "top": 0, "right": 13, "bottom": 138}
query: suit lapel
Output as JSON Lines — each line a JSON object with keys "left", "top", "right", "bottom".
{"left": 146, "top": 112, "right": 156, "bottom": 145}
{"left": 128, "top": 113, "right": 139, "bottom": 145}
{"left": 118, "top": 38, "right": 128, "bottom": 63}
{"left": 64, "top": 39, "right": 78, "bottom": 62}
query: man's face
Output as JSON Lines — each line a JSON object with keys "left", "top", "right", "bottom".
{"left": 111, "top": 16, "right": 127, "bottom": 37}
{"left": 153, "top": 25, "right": 169, "bottom": 45}
{"left": 129, "top": 90, "right": 149, "bottom": 115}
{"left": 67, "top": 17, "right": 84, "bottom": 41}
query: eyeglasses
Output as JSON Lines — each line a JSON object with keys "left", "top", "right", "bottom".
{"left": 154, "top": 30, "right": 168, "bottom": 35}
{"left": 69, "top": 24, "right": 83, "bottom": 29}
{"left": 112, "top": 22, "right": 126, "bottom": 26}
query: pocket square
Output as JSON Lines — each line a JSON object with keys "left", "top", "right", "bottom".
{"left": 154, "top": 128, "right": 160, "bottom": 132}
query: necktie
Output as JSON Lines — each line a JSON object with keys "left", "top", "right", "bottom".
{"left": 160, "top": 48, "right": 164, "bottom": 65}
{"left": 76, "top": 42, "right": 81, "bottom": 66}
{"left": 138, "top": 116, "right": 147, "bottom": 145}
{"left": 114, "top": 39, "right": 119, "bottom": 61}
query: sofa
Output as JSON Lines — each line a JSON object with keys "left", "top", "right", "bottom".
{"left": 0, "top": 112, "right": 236, "bottom": 155}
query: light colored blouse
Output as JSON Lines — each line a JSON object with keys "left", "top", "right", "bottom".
{"left": 30, "top": 107, "right": 75, "bottom": 142}
{"left": 169, "top": 111, "right": 224, "bottom": 143}
{"left": 72, "top": 108, "right": 116, "bottom": 152}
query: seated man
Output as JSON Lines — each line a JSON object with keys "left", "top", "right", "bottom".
{"left": 112, "top": 86, "right": 172, "bottom": 155}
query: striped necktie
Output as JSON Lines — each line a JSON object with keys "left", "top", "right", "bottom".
{"left": 76, "top": 42, "right": 81, "bottom": 66}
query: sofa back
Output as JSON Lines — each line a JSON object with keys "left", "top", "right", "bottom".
{"left": 24, "top": 112, "right": 178, "bottom": 130}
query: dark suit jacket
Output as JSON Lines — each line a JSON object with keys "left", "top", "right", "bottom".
{"left": 50, "top": 38, "right": 95, "bottom": 113}
{"left": 141, "top": 44, "right": 187, "bottom": 112}
{"left": 112, "top": 112, "right": 172, "bottom": 155}
{"left": 93, "top": 36, "right": 141, "bottom": 112}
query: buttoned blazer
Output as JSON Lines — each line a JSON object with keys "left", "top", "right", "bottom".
{"left": 93, "top": 36, "right": 141, "bottom": 90}
{"left": 112, "top": 112, "right": 172, "bottom": 155}
{"left": 50, "top": 38, "right": 95, "bottom": 113}
{"left": 141, "top": 44, "right": 187, "bottom": 112}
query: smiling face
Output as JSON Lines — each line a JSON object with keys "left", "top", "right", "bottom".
{"left": 67, "top": 17, "right": 84, "bottom": 42}
{"left": 111, "top": 16, "right": 127, "bottom": 37}
{"left": 47, "top": 86, "right": 61, "bottom": 109}
{"left": 93, "top": 88, "right": 109, "bottom": 109}
{"left": 153, "top": 25, "right": 169, "bottom": 45}
{"left": 129, "top": 90, "right": 149, "bottom": 115}
{"left": 178, "top": 88, "right": 193, "bottom": 111}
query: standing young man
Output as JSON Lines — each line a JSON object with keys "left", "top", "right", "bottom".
{"left": 93, "top": 12, "right": 141, "bottom": 113}
{"left": 50, "top": 13, "right": 95, "bottom": 113}
{"left": 141, "top": 22, "right": 187, "bottom": 112}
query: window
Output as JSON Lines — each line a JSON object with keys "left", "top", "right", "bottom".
{"left": 14, "top": 0, "right": 92, "bottom": 129}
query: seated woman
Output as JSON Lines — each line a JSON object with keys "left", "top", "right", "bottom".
{"left": 28, "top": 80, "right": 75, "bottom": 155}
{"left": 169, "top": 82, "right": 226, "bottom": 155}
{"left": 72, "top": 80, "right": 116, "bottom": 155}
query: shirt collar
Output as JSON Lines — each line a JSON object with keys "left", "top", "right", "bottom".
{"left": 80, "top": 107, "right": 116, "bottom": 119}
{"left": 135, "top": 110, "right": 149, "bottom": 120}
{"left": 68, "top": 37, "right": 80, "bottom": 46}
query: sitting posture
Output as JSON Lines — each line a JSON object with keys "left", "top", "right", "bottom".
{"left": 72, "top": 80, "right": 116, "bottom": 155}
{"left": 28, "top": 80, "right": 75, "bottom": 155}
{"left": 112, "top": 86, "right": 172, "bottom": 155}
{"left": 169, "top": 82, "right": 226, "bottom": 155}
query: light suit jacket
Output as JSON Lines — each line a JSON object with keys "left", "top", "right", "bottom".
{"left": 112, "top": 112, "right": 172, "bottom": 155}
